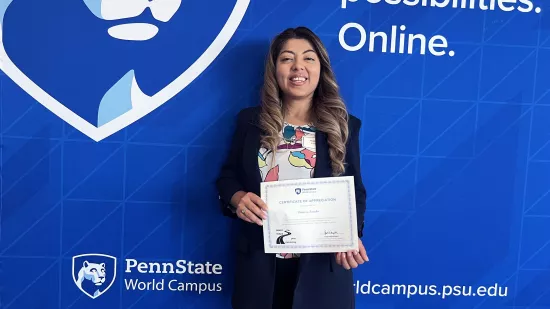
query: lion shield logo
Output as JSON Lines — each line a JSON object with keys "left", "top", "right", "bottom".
{"left": 0, "top": 0, "right": 249, "bottom": 141}
{"left": 72, "top": 253, "right": 117, "bottom": 299}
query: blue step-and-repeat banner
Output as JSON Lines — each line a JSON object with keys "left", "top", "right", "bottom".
{"left": 0, "top": 0, "right": 549, "bottom": 308}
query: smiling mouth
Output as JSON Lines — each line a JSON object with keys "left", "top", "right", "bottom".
{"left": 289, "top": 76, "right": 308, "bottom": 86}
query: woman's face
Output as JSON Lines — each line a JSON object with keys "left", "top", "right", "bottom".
{"left": 275, "top": 38, "right": 321, "bottom": 102}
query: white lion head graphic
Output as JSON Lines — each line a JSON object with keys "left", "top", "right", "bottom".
{"left": 77, "top": 261, "right": 107, "bottom": 287}
{"left": 0, "top": 0, "right": 249, "bottom": 141}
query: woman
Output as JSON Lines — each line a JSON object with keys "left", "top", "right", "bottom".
{"left": 216, "top": 26, "right": 368, "bottom": 309}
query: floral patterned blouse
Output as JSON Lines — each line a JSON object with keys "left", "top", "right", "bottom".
{"left": 258, "top": 122, "right": 317, "bottom": 259}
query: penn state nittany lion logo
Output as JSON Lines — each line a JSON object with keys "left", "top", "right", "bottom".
{"left": 0, "top": 0, "right": 249, "bottom": 141}
{"left": 72, "top": 253, "right": 117, "bottom": 299}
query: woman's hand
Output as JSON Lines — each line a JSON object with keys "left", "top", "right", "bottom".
{"left": 335, "top": 238, "right": 369, "bottom": 270}
{"left": 231, "top": 191, "right": 268, "bottom": 226}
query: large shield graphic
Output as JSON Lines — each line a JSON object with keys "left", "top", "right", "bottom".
{"left": 72, "top": 253, "right": 117, "bottom": 299}
{"left": 0, "top": 0, "right": 249, "bottom": 141}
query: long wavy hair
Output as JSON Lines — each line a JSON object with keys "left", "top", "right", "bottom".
{"left": 259, "top": 26, "right": 349, "bottom": 176}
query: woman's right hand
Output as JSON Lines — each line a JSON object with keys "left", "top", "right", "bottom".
{"left": 231, "top": 191, "right": 268, "bottom": 226}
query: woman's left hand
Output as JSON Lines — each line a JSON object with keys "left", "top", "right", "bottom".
{"left": 335, "top": 238, "right": 369, "bottom": 270}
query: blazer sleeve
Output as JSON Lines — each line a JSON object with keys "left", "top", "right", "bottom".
{"left": 346, "top": 116, "right": 367, "bottom": 238}
{"left": 216, "top": 109, "right": 247, "bottom": 218}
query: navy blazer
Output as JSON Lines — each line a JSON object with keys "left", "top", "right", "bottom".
{"left": 216, "top": 106, "right": 367, "bottom": 309}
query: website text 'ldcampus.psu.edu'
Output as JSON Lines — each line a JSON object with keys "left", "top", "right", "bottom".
{"left": 355, "top": 280, "right": 508, "bottom": 299}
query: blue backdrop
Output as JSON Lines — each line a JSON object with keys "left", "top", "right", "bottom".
{"left": 1, "top": 0, "right": 549, "bottom": 308}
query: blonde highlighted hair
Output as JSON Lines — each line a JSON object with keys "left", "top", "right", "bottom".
{"left": 259, "top": 26, "right": 349, "bottom": 176}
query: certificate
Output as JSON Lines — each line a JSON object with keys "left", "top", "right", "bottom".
{"left": 261, "top": 176, "right": 358, "bottom": 254}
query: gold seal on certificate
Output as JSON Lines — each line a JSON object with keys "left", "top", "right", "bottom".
{"left": 260, "top": 176, "right": 359, "bottom": 254}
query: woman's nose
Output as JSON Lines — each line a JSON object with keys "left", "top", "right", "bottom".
{"left": 292, "top": 61, "right": 305, "bottom": 71}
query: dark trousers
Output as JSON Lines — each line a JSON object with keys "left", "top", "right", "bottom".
{"left": 272, "top": 258, "right": 300, "bottom": 309}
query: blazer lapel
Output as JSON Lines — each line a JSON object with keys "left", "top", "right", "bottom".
{"left": 244, "top": 119, "right": 263, "bottom": 195}
{"left": 313, "top": 130, "right": 332, "bottom": 178}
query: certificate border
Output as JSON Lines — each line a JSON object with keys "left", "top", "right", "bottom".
{"left": 264, "top": 177, "right": 356, "bottom": 251}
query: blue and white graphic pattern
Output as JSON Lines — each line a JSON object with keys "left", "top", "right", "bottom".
{"left": 0, "top": 0, "right": 549, "bottom": 308}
